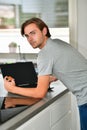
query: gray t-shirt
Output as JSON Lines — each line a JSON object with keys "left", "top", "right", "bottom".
{"left": 37, "top": 38, "right": 87, "bottom": 106}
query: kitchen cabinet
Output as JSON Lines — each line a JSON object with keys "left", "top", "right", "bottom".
{"left": 51, "top": 112, "right": 71, "bottom": 130}
{"left": 16, "top": 106, "right": 51, "bottom": 130}
{"left": 16, "top": 92, "right": 71, "bottom": 130}
{"left": 51, "top": 92, "right": 71, "bottom": 130}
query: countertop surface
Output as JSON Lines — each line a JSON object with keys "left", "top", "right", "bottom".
{"left": 0, "top": 74, "right": 68, "bottom": 130}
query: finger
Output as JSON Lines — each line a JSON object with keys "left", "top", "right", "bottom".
{"left": 4, "top": 76, "right": 11, "bottom": 81}
{"left": 11, "top": 79, "right": 15, "bottom": 84}
{"left": 4, "top": 76, "right": 9, "bottom": 80}
{"left": 5, "top": 76, "right": 14, "bottom": 82}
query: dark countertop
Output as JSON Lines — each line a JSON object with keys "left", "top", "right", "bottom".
{"left": 0, "top": 74, "right": 68, "bottom": 130}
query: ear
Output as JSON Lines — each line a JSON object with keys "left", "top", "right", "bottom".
{"left": 42, "top": 27, "right": 47, "bottom": 36}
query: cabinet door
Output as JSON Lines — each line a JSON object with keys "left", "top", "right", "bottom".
{"left": 51, "top": 92, "right": 71, "bottom": 126}
{"left": 16, "top": 107, "right": 51, "bottom": 130}
{"left": 17, "top": 92, "right": 71, "bottom": 130}
{"left": 51, "top": 112, "right": 71, "bottom": 130}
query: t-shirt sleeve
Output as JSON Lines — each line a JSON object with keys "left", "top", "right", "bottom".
{"left": 37, "top": 53, "right": 54, "bottom": 76}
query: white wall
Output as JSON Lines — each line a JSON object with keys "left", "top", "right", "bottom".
{"left": 77, "top": 0, "right": 87, "bottom": 58}
{"left": 69, "top": 0, "right": 87, "bottom": 130}
{"left": 69, "top": 0, "right": 87, "bottom": 59}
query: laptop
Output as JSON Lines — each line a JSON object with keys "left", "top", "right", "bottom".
{"left": 0, "top": 62, "right": 37, "bottom": 88}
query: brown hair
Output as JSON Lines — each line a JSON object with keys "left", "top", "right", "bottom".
{"left": 21, "top": 17, "right": 51, "bottom": 38}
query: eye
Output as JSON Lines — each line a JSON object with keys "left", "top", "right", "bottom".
{"left": 24, "top": 34, "right": 29, "bottom": 38}
{"left": 30, "top": 31, "right": 36, "bottom": 35}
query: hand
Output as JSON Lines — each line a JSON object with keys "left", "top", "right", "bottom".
{"left": 4, "top": 97, "right": 16, "bottom": 108}
{"left": 49, "top": 75, "right": 58, "bottom": 83}
{"left": 4, "top": 76, "right": 16, "bottom": 92}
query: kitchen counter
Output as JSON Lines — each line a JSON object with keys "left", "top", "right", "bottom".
{"left": 0, "top": 74, "right": 69, "bottom": 130}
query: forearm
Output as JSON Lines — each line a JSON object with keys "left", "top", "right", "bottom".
{"left": 4, "top": 75, "right": 50, "bottom": 98}
{"left": 11, "top": 85, "right": 46, "bottom": 98}
{"left": 11, "top": 86, "right": 37, "bottom": 97}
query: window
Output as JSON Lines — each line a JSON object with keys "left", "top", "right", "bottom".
{"left": 0, "top": 0, "right": 69, "bottom": 53}
{"left": 0, "top": 5, "right": 15, "bottom": 29}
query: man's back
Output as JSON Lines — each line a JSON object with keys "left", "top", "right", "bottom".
{"left": 37, "top": 38, "right": 87, "bottom": 105}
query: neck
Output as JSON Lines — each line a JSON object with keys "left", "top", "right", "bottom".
{"left": 39, "top": 37, "right": 48, "bottom": 49}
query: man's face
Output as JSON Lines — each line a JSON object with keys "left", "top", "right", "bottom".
{"left": 24, "top": 23, "right": 47, "bottom": 49}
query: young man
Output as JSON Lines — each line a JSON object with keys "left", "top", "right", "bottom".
{"left": 4, "top": 17, "right": 87, "bottom": 130}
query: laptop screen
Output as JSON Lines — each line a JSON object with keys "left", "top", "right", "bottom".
{"left": 0, "top": 62, "right": 37, "bottom": 88}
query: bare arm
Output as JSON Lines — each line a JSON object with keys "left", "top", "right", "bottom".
{"left": 4, "top": 75, "right": 51, "bottom": 98}
{"left": 4, "top": 97, "right": 41, "bottom": 108}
